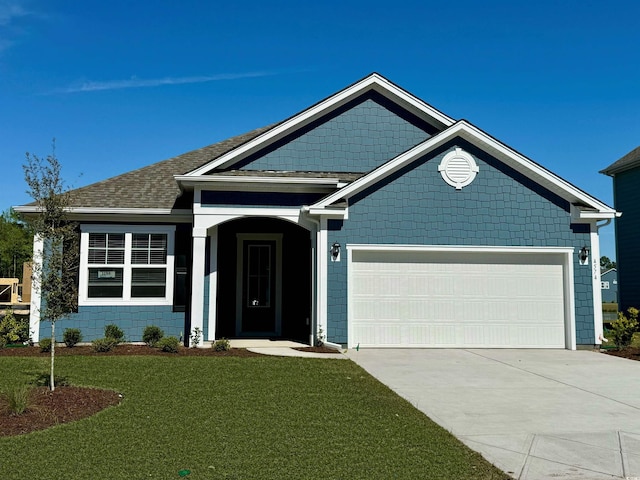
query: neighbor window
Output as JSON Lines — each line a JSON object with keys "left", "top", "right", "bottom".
{"left": 79, "top": 226, "right": 175, "bottom": 305}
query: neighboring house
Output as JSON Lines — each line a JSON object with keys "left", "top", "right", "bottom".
{"left": 601, "top": 147, "right": 640, "bottom": 311}
{"left": 600, "top": 268, "right": 618, "bottom": 304}
{"left": 17, "top": 73, "right": 617, "bottom": 349}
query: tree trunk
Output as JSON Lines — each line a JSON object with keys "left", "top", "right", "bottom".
{"left": 50, "top": 321, "right": 55, "bottom": 392}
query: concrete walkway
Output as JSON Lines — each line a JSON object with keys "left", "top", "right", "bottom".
{"left": 229, "top": 339, "right": 346, "bottom": 359}
{"left": 348, "top": 349, "right": 640, "bottom": 480}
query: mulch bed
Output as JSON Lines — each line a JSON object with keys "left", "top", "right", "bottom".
{"left": 293, "top": 346, "right": 343, "bottom": 353}
{"left": 602, "top": 346, "right": 640, "bottom": 361}
{"left": 0, "top": 386, "right": 121, "bottom": 437}
{"left": 0, "top": 344, "right": 262, "bottom": 357}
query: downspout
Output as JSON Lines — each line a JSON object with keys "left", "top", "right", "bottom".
{"left": 596, "top": 219, "right": 612, "bottom": 230}
{"left": 592, "top": 217, "right": 615, "bottom": 346}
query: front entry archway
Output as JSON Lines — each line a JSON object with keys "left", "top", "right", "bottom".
{"left": 216, "top": 217, "right": 312, "bottom": 342}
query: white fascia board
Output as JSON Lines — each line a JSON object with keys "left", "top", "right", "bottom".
{"left": 175, "top": 174, "right": 340, "bottom": 193}
{"left": 312, "top": 121, "right": 617, "bottom": 216}
{"left": 14, "top": 206, "right": 193, "bottom": 223}
{"left": 347, "top": 244, "right": 574, "bottom": 255}
{"left": 15, "top": 205, "right": 191, "bottom": 216}
{"left": 184, "top": 74, "right": 455, "bottom": 177}
{"left": 570, "top": 205, "right": 620, "bottom": 222}
{"left": 304, "top": 206, "right": 348, "bottom": 219}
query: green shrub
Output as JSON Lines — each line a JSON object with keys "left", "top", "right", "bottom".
{"left": 212, "top": 338, "right": 231, "bottom": 352}
{"left": 0, "top": 336, "right": 6, "bottom": 350}
{"left": 104, "top": 324, "right": 125, "bottom": 343}
{"left": 92, "top": 337, "right": 118, "bottom": 353}
{"left": 0, "top": 385, "right": 32, "bottom": 415}
{"left": 142, "top": 325, "right": 164, "bottom": 347}
{"left": 63, "top": 328, "right": 83, "bottom": 348}
{"left": 610, "top": 307, "right": 639, "bottom": 350}
{"left": 0, "top": 310, "right": 29, "bottom": 344}
{"left": 39, "top": 337, "right": 52, "bottom": 353}
{"left": 157, "top": 336, "right": 180, "bottom": 353}
{"left": 190, "top": 327, "right": 202, "bottom": 347}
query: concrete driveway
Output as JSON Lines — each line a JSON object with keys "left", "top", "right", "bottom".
{"left": 348, "top": 349, "right": 640, "bottom": 480}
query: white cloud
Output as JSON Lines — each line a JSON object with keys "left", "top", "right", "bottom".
{"left": 0, "top": 0, "right": 30, "bottom": 27}
{"left": 63, "top": 72, "right": 275, "bottom": 93}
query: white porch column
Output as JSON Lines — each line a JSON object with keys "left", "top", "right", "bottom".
{"left": 590, "top": 222, "right": 604, "bottom": 345}
{"left": 207, "top": 226, "right": 218, "bottom": 342}
{"left": 190, "top": 228, "right": 207, "bottom": 347}
{"left": 316, "top": 218, "right": 328, "bottom": 345}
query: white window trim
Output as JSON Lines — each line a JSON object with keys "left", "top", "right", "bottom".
{"left": 79, "top": 224, "right": 176, "bottom": 306}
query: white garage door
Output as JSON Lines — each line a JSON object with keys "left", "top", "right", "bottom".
{"left": 348, "top": 247, "right": 569, "bottom": 348}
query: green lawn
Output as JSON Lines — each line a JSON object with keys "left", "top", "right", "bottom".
{"left": 0, "top": 356, "right": 509, "bottom": 480}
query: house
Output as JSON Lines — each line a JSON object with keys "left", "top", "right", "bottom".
{"left": 601, "top": 147, "right": 640, "bottom": 311}
{"left": 17, "top": 73, "right": 617, "bottom": 349}
{"left": 600, "top": 268, "right": 618, "bottom": 304}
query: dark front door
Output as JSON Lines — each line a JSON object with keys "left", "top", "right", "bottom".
{"left": 236, "top": 235, "right": 281, "bottom": 336}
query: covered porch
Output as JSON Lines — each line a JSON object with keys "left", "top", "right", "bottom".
{"left": 190, "top": 214, "right": 316, "bottom": 345}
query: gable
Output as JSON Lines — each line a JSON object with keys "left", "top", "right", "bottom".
{"left": 311, "top": 121, "right": 616, "bottom": 219}
{"left": 344, "top": 140, "right": 576, "bottom": 246}
{"left": 183, "top": 73, "right": 455, "bottom": 178}
{"left": 229, "top": 91, "right": 438, "bottom": 173}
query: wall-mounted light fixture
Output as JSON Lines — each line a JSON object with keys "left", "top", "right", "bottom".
{"left": 578, "top": 246, "right": 589, "bottom": 265}
{"left": 330, "top": 242, "right": 341, "bottom": 262}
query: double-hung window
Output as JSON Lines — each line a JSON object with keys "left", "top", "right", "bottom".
{"left": 79, "top": 225, "right": 175, "bottom": 305}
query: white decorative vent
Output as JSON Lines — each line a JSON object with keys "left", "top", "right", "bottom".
{"left": 438, "top": 148, "right": 479, "bottom": 190}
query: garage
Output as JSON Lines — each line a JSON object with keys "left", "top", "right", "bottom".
{"left": 347, "top": 246, "right": 574, "bottom": 349}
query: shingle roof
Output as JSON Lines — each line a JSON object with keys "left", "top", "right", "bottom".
{"left": 64, "top": 126, "right": 273, "bottom": 209}
{"left": 600, "top": 145, "right": 640, "bottom": 176}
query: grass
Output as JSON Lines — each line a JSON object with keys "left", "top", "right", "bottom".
{"left": 0, "top": 356, "right": 509, "bottom": 480}
{"left": 0, "top": 384, "right": 31, "bottom": 415}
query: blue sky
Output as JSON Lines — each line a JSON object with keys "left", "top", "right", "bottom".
{"left": 1, "top": 0, "right": 639, "bottom": 259}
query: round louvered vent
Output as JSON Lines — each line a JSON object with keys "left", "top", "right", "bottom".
{"left": 438, "top": 148, "right": 479, "bottom": 190}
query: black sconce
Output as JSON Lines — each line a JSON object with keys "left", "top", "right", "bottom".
{"left": 330, "top": 242, "right": 341, "bottom": 262}
{"left": 578, "top": 246, "right": 589, "bottom": 264}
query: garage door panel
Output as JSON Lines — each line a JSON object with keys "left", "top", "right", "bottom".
{"left": 349, "top": 250, "right": 566, "bottom": 348}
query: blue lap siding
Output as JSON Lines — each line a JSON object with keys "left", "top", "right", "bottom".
{"left": 41, "top": 306, "right": 185, "bottom": 343}
{"left": 237, "top": 93, "right": 436, "bottom": 173}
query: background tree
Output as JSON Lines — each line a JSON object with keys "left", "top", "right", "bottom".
{"left": 23, "top": 143, "right": 79, "bottom": 391}
{"left": 0, "top": 208, "right": 32, "bottom": 280}
{"left": 600, "top": 256, "right": 617, "bottom": 270}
